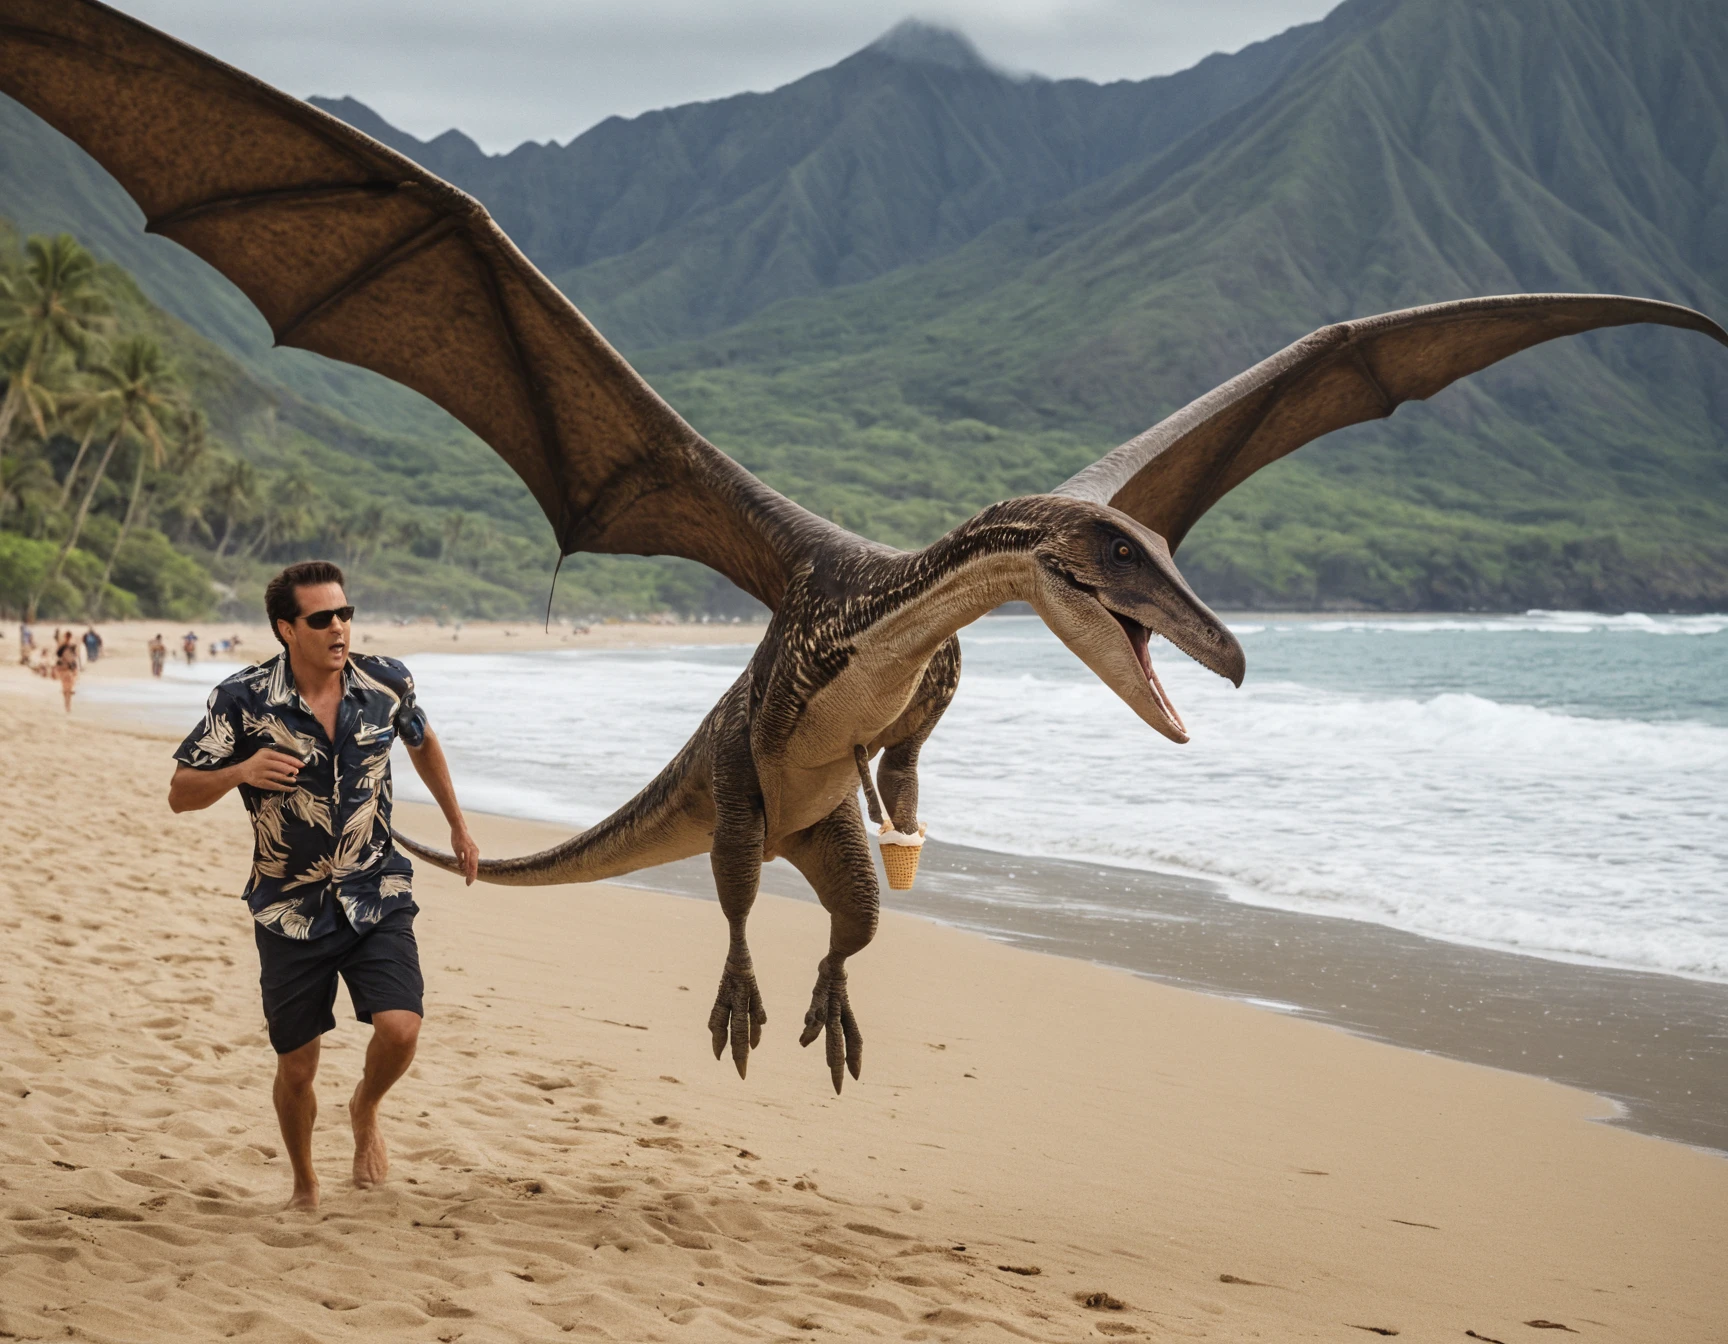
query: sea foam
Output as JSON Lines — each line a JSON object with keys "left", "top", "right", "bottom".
{"left": 96, "top": 614, "right": 1728, "bottom": 983}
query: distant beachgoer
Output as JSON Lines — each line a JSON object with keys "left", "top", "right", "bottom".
{"left": 54, "top": 632, "right": 79, "bottom": 711}
{"left": 182, "top": 630, "right": 198, "bottom": 664}
{"left": 148, "top": 633, "right": 167, "bottom": 678}
{"left": 18, "top": 621, "right": 33, "bottom": 665}
{"left": 83, "top": 626, "right": 102, "bottom": 664}
{"left": 167, "top": 559, "right": 479, "bottom": 1212}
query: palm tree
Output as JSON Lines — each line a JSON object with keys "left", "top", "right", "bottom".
{"left": 208, "top": 457, "right": 256, "bottom": 558}
{"left": 243, "top": 469, "right": 317, "bottom": 560}
{"left": 0, "top": 336, "right": 65, "bottom": 455}
{"left": 0, "top": 234, "right": 110, "bottom": 454}
{"left": 52, "top": 377, "right": 116, "bottom": 511}
{"left": 145, "top": 409, "right": 212, "bottom": 545}
{"left": 0, "top": 442, "right": 57, "bottom": 522}
{"left": 334, "top": 501, "right": 386, "bottom": 565}
{"left": 42, "top": 336, "right": 183, "bottom": 598}
{"left": 96, "top": 404, "right": 200, "bottom": 602}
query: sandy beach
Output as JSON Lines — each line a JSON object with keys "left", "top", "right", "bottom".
{"left": 2, "top": 646, "right": 1725, "bottom": 1341}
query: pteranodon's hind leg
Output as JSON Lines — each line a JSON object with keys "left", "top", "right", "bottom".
{"left": 707, "top": 710, "right": 767, "bottom": 1078}
{"left": 781, "top": 797, "right": 880, "bottom": 1094}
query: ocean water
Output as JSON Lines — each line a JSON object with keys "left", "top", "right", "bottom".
{"left": 105, "top": 611, "right": 1728, "bottom": 983}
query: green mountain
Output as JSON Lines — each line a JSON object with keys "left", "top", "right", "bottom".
{"left": 310, "top": 20, "right": 1325, "bottom": 349}
{"left": 3, "top": 0, "right": 1724, "bottom": 613}
{"left": 634, "top": 0, "right": 1728, "bottom": 607}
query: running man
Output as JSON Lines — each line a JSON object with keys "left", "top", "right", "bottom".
{"left": 168, "top": 560, "right": 480, "bottom": 1210}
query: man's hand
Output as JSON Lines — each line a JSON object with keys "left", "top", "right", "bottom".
{"left": 450, "top": 822, "right": 480, "bottom": 885}
{"left": 169, "top": 749, "right": 302, "bottom": 813}
{"left": 238, "top": 748, "right": 303, "bottom": 793}
{"left": 406, "top": 727, "right": 480, "bottom": 886}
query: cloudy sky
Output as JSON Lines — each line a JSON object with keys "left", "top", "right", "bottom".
{"left": 108, "top": 1, "right": 1338, "bottom": 152}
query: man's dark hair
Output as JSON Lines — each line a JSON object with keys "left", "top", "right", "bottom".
{"left": 265, "top": 561, "right": 346, "bottom": 648}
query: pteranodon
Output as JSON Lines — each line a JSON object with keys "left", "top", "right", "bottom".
{"left": 8, "top": 0, "right": 1724, "bottom": 1093}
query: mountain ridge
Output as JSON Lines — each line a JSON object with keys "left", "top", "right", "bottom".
{"left": 2, "top": 0, "right": 1724, "bottom": 612}
{"left": 304, "top": 17, "right": 1326, "bottom": 347}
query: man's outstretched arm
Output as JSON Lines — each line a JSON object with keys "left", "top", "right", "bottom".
{"left": 404, "top": 728, "right": 479, "bottom": 884}
{"left": 169, "top": 750, "right": 302, "bottom": 812}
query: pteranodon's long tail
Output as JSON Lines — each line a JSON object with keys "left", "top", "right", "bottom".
{"left": 393, "top": 739, "right": 712, "bottom": 886}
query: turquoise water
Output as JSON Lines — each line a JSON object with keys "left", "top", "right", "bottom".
{"left": 96, "top": 610, "right": 1728, "bottom": 982}
{"left": 1232, "top": 612, "right": 1728, "bottom": 726}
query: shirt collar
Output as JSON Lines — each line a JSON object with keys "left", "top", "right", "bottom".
{"left": 265, "top": 652, "right": 365, "bottom": 710}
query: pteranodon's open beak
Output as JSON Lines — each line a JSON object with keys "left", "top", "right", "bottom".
{"left": 1034, "top": 530, "right": 1244, "bottom": 743}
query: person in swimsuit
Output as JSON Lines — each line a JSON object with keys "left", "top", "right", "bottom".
{"left": 54, "top": 631, "right": 80, "bottom": 711}
{"left": 148, "top": 633, "right": 167, "bottom": 677}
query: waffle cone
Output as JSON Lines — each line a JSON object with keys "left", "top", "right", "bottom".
{"left": 880, "top": 840, "right": 923, "bottom": 891}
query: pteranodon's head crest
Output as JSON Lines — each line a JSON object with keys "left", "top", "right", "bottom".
{"left": 1015, "top": 496, "right": 1245, "bottom": 743}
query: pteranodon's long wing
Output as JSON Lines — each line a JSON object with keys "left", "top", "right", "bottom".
{"left": 0, "top": 0, "right": 838, "bottom": 607}
{"left": 1055, "top": 295, "right": 1728, "bottom": 551}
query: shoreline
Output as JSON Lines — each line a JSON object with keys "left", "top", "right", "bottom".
{"left": 32, "top": 624, "right": 1728, "bottom": 1152}
{"left": 3, "top": 659, "right": 1725, "bottom": 1339}
{"left": 592, "top": 837, "right": 1728, "bottom": 1156}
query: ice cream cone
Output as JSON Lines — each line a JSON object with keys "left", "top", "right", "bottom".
{"left": 878, "top": 822, "right": 927, "bottom": 891}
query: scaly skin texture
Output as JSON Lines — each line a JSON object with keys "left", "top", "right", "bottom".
{"left": 12, "top": 0, "right": 1724, "bottom": 1092}
{"left": 397, "top": 494, "right": 1250, "bottom": 1089}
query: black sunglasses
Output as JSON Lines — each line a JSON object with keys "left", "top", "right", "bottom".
{"left": 298, "top": 605, "right": 355, "bottom": 629}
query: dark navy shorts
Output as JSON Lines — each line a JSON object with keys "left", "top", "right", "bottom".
{"left": 254, "top": 902, "right": 424, "bottom": 1055}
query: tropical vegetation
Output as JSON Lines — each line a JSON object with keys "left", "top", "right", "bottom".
{"left": 0, "top": 226, "right": 741, "bottom": 622}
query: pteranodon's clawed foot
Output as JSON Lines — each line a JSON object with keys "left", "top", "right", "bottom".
{"left": 708, "top": 960, "right": 766, "bottom": 1078}
{"left": 799, "top": 957, "right": 862, "bottom": 1094}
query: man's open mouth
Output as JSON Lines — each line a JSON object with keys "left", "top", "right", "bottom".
{"left": 1107, "top": 607, "right": 1185, "bottom": 737}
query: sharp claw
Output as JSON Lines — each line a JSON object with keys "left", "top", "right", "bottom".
{"left": 711, "top": 964, "right": 762, "bottom": 1077}
{"left": 804, "top": 961, "right": 863, "bottom": 1093}
{"left": 842, "top": 1004, "right": 862, "bottom": 1080}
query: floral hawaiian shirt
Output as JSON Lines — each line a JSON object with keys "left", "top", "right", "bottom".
{"left": 173, "top": 651, "right": 429, "bottom": 940}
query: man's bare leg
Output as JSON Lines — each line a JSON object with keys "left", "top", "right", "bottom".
{"left": 273, "top": 1037, "right": 321, "bottom": 1210}
{"left": 349, "top": 1009, "right": 420, "bottom": 1188}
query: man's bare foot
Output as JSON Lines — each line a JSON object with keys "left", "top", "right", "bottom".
{"left": 284, "top": 1183, "right": 319, "bottom": 1211}
{"left": 349, "top": 1086, "right": 389, "bottom": 1188}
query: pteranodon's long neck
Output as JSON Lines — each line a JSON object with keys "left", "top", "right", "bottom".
{"left": 856, "top": 502, "right": 1047, "bottom": 667}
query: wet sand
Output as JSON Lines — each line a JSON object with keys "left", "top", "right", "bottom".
{"left": 609, "top": 842, "right": 1728, "bottom": 1153}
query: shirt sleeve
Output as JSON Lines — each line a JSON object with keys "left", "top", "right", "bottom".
{"left": 174, "top": 682, "right": 244, "bottom": 770}
{"left": 394, "top": 687, "right": 429, "bottom": 748}
{"left": 382, "top": 659, "right": 429, "bottom": 747}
